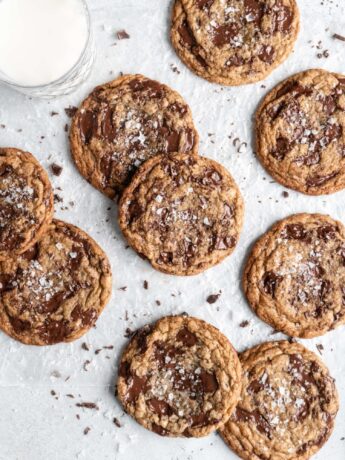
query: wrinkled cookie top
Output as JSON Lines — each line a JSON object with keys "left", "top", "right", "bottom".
{"left": 0, "top": 219, "right": 112, "bottom": 345}
{"left": 171, "top": 0, "right": 299, "bottom": 84}
{"left": 244, "top": 213, "right": 345, "bottom": 338}
{"left": 119, "top": 154, "right": 243, "bottom": 275}
{"left": 0, "top": 148, "right": 53, "bottom": 259}
{"left": 70, "top": 74, "right": 198, "bottom": 198}
{"left": 256, "top": 69, "right": 345, "bottom": 194}
{"left": 221, "top": 341, "right": 338, "bottom": 460}
{"left": 117, "top": 315, "right": 242, "bottom": 437}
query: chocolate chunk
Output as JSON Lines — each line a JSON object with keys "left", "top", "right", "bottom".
{"left": 196, "top": 0, "right": 214, "bottom": 9}
{"left": 39, "top": 319, "right": 70, "bottom": 344}
{"left": 148, "top": 398, "right": 174, "bottom": 416}
{"left": 176, "top": 327, "right": 198, "bottom": 347}
{"left": 128, "top": 79, "right": 164, "bottom": 98}
{"left": 65, "top": 106, "right": 78, "bottom": 118}
{"left": 283, "top": 223, "right": 310, "bottom": 241}
{"left": 271, "top": 136, "right": 290, "bottom": 160}
{"left": 165, "top": 130, "right": 180, "bottom": 152}
{"left": 317, "top": 225, "right": 337, "bottom": 242}
{"left": 306, "top": 171, "right": 338, "bottom": 188}
{"left": 244, "top": 0, "right": 264, "bottom": 25}
{"left": 276, "top": 81, "right": 311, "bottom": 99}
{"left": 259, "top": 45, "right": 275, "bottom": 64}
{"left": 226, "top": 54, "right": 245, "bottom": 67}
{"left": 213, "top": 23, "right": 240, "bottom": 47}
{"left": 79, "top": 110, "right": 97, "bottom": 144}
{"left": 101, "top": 106, "right": 117, "bottom": 142}
{"left": 214, "top": 235, "right": 236, "bottom": 250}
{"left": 234, "top": 407, "right": 272, "bottom": 438}
{"left": 9, "top": 317, "right": 31, "bottom": 334}
{"left": 190, "top": 412, "right": 208, "bottom": 427}
{"left": 126, "top": 374, "right": 148, "bottom": 404}
{"left": 200, "top": 371, "right": 218, "bottom": 393}
{"left": 262, "top": 271, "right": 282, "bottom": 297}
{"left": 178, "top": 20, "right": 197, "bottom": 47}
{"left": 323, "top": 95, "right": 337, "bottom": 115}
{"left": 275, "top": 5, "right": 293, "bottom": 33}
{"left": 201, "top": 168, "right": 222, "bottom": 186}
{"left": 325, "top": 123, "right": 342, "bottom": 141}
{"left": 151, "top": 423, "right": 169, "bottom": 436}
{"left": 133, "top": 325, "right": 152, "bottom": 353}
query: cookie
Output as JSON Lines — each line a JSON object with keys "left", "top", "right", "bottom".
{"left": 117, "top": 315, "right": 242, "bottom": 437}
{"left": 171, "top": 0, "right": 299, "bottom": 86}
{"left": 0, "top": 219, "right": 112, "bottom": 345}
{"left": 244, "top": 213, "right": 345, "bottom": 338}
{"left": 220, "top": 340, "right": 339, "bottom": 460}
{"left": 0, "top": 148, "right": 54, "bottom": 261}
{"left": 118, "top": 153, "right": 244, "bottom": 276}
{"left": 256, "top": 69, "right": 345, "bottom": 194}
{"left": 69, "top": 74, "right": 199, "bottom": 198}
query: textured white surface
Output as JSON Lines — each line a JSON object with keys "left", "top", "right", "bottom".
{"left": 0, "top": 1, "right": 344, "bottom": 459}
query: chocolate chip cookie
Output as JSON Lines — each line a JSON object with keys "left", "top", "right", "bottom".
{"left": 256, "top": 69, "right": 345, "bottom": 194}
{"left": 0, "top": 148, "right": 54, "bottom": 261}
{"left": 69, "top": 74, "right": 199, "bottom": 198}
{"left": 117, "top": 315, "right": 242, "bottom": 437}
{"left": 220, "top": 340, "right": 339, "bottom": 460}
{"left": 0, "top": 219, "right": 112, "bottom": 345}
{"left": 118, "top": 153, "right": 244, "bottom": 275}
{"left": 171, "top": 0, "right": 299, "bottom": 86}
{"left": 244, "top": 213, "right": 345, "bottom": 338}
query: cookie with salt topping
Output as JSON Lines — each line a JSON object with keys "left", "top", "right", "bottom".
{"left": 117, "top": 315, "right": 242, "bottom": 437}
{"left": 118, "top": 153, "right": 244, "bottom": 275}
{"left": 0, "top": 219, "right": 112, "bottom": 345}
{"left": 171, "top": 0, "right": 299, "bottom": 86}
{"left": 220, "top": 340, "right": 339, "bottom": 460}
{"left": 69, "top": 74, "right": 199, "bottom": 198}
{"left": 0, "top": 148, "right": 53, "bottom": 261}
{"left": 243, "top": 213, "right": 345, "bottom": 338}
{"left": 256, "top": 69, "right": 345, "bottom": 194}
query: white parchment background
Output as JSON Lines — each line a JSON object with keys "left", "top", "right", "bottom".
{"left": 0, "top": 1, "right": 344, "bottom": 459}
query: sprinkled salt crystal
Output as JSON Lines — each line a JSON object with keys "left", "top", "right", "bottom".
{"left": 203, "top": 217, "right": 211, "bottom": 226}
{"left": 56, "top": 242, "right": 64, "bottom": 250}
{"left": 69, "top": 252, "right": 78, "bottom": 259}
{"left": 155, "top": 195, "right": 163, "bottom": 203}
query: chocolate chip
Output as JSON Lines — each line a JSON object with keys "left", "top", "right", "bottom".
{"left": 262, "top": 271, "right": 282, "bottom": 297}
{"left": 317, "top": 225, "right": 337, "bottom": 242}
{"left": 126, "top": 374, "right": 148, "bottom": 403}
{"left": 283, "top": 223, "right": 310, "bottom": 241}
{"left": 213, "top": 23, "right": 240, "bottom": 47}
{"left": 271, "top": 137, "right": 290, "bottom": 160}
{"left": 176, "top": 327, "right": 198, "bottom": 347}
{"left": 200, "top": 371, "right": 218, "bottom": 393}
{"left": 50, "top": 163, "right": 63, "bottom": 176}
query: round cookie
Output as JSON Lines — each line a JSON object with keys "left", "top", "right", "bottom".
{"left": 171, "top": 0, "right": 300, "bottom": 86}
{"left": 256, "top": 69, "right": 345, "bottom": 194}
{"left": 220, "top": 340, "right": 339, "bottom": 460}
{"left": 0, "top": 148, "right": 54, "bottom": 261}
{"left": 118, "top": 153, "right": 244, "bottom": 276}
{"left": 244, "top": 213, "right": 345, "bottom": 338}
{"left": 117, "top": 315, "right": 242, "bottom": 437}
{"left": 69, "top": 74, "right": 199, "bottom": 198}
{"left": 0, "top": 219, "right": 112, "bottom": 345}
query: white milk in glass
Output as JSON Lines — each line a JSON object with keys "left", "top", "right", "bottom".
{"left": 0, "top": 0, "right": 93, "bottom": 96}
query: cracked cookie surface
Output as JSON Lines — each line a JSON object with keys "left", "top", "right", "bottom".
{"left": 70, "top": 74, "right": 199, "bottom": 198}
{"left": 0, "top": 148, "right": 53, "bottom": 261}
{"left": 0, "top": 219, "right": 112, "bottom": 345}
{"left": 244, "top": 213, "right": 345, "bottom": 338}
{"left": 118, "top": 153, "right": 243, "bottom": 275}
{"left": 171, "top": 0, "right": 299, "bottom": 85}
{"left": 256, "top": 69, "right": 345, "bottom": 194}
{"left": 220, "top": 340, "right": 339, "bottom": 460}
{"left": 117, "top": 315, "right": 242, "bottom": 437}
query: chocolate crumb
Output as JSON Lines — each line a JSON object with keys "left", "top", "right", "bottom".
{"left": 76, "top": 414, "right": 80, "bottom": 420}
{"left": 143, "top": 280, "right": 149, "bottom": 290}
{"left": 113, "top": 417, "right": 121, "bottom": 428}
{"left": 117, "top": 30, "right": 130, "bottom": 40}
{"left": 333, "top": 33, "right": 345, "bottom": 42}
{"left": 84, "top": 427, "right": 91, "bottom": 435}
{"left": 65, "top": 106, "right": 78, "bottom": 118}
{"left": 95, "top": 349, "right": 102, "bottom": 355}
{"left": 103, "top": 345, "right": 114, "bottom": 350}
{"left": 51, "top": 163, "right": 63, "bottom": 176}
{"left": 64, "top": 123, "right": 69, "bottom": 132}
{"left": 83, "top": 360, "right": 91, "bottom": 371}
{"left": 76, "top": 402, "right": 99, "bottom": 410}
{"left": 51, "top": 111, "right": 59, "bottom": 116}
{"left": 50, "top": 390, "right": 56, "bottom": 396}
{"left": 118, "top": 286, "right": 127, "bottom": 291}
{"left": 124, "top": 327, "right": 134, "bottom": 338}
{"left": 54, "top": 194, "right": 63, "bottom": 203}
{"left": 66, "top": 394, "right": 75, "bottom": 399}
{"left": 155, "top": 300, "right": 161, "bottom": 306}
{"left": 81, "top": 342, "right": 89, "bottom": 351}
{"left": 316, "top": 344, "right": 324, "bottom": 355}
{"left": 51, "top": 370, "right": 61, "bottom": 378}
{"left": 206, "top": 293, "right": 221, "bottom": 304}
{"left": 282, "top": 191, "right": 289, "bottom": 198}
{"left": 239, "top": 320, "right": 250, "bottom": 328}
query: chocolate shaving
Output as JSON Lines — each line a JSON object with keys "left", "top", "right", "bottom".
{"left": 117, "top": 30, "right": 130, "bottom": 40}
{"left": 333, "top": 33, "right": 345, "bottom": 42}
{"left": 83, "top": 427, "right": 91, "bottom": 435}
{"left": 113, "top": 417, "right": 121, "bottom": 427}
{"left": 76, "top": 402, "right": 99, "bottom": 410}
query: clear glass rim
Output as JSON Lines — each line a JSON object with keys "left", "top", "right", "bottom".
{"left": 0, "top": 0, "right": 92, "bottom": 90}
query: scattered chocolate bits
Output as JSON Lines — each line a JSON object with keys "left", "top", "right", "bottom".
{"left": 117, "top": 29, "right": 130, "bottom": 40}
{"left": 50, "top": 163, "right": 63, "bottom": 176}
{"left": 65, "top": 106, "right": 78, "bottom": 118}
{"left": 83, "top": 360, "right": 91, "bottom": 371}
{"left": 316, "top": 343, "right": 324, "bottom": 355}
{"left": 282, "top": 191, "right": 289, "bottom": 198}
{"left": 333, "top": 33, "right": 345, "bottom": 42}
{"left": 76, "top": 402, "right": 99, "bottom": 410}
{"left": 81, "top": 342, "right": 90, "bottom": 351}
{"left": 118, "top": 286, "right": 127, "bottom": 291}
{"left": 66, "top": 394, "right": 75, "bottom": 399}
{"left": 239, "top": 320, "right": 250, "bottom": 328}
{"left": 83, "top": 427, "right": 91, "bottom": 435}
{"left": 143, "top": 280, "right": 149, "bottom": 290}
{"left": 113, "top": 417, "right": 121, "bottom": 428}
{"left": 50, "top": 390, "right": 56, "bottom": 396}
{"left": 124, "top": 327, "right": 134, "bottom": 338}
{"left": 206, "top": 293, "right": 221, "bottom": 304}
{"left": 50, "top": 111, "right": 59, "bottom": 117}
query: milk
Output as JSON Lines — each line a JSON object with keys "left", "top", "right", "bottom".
{"left": 0, "top": 0, "right": 89, "bottom": 86}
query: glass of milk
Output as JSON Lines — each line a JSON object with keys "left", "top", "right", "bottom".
{"left": 0, "top": 0, "right": 94, "bottom": 98}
